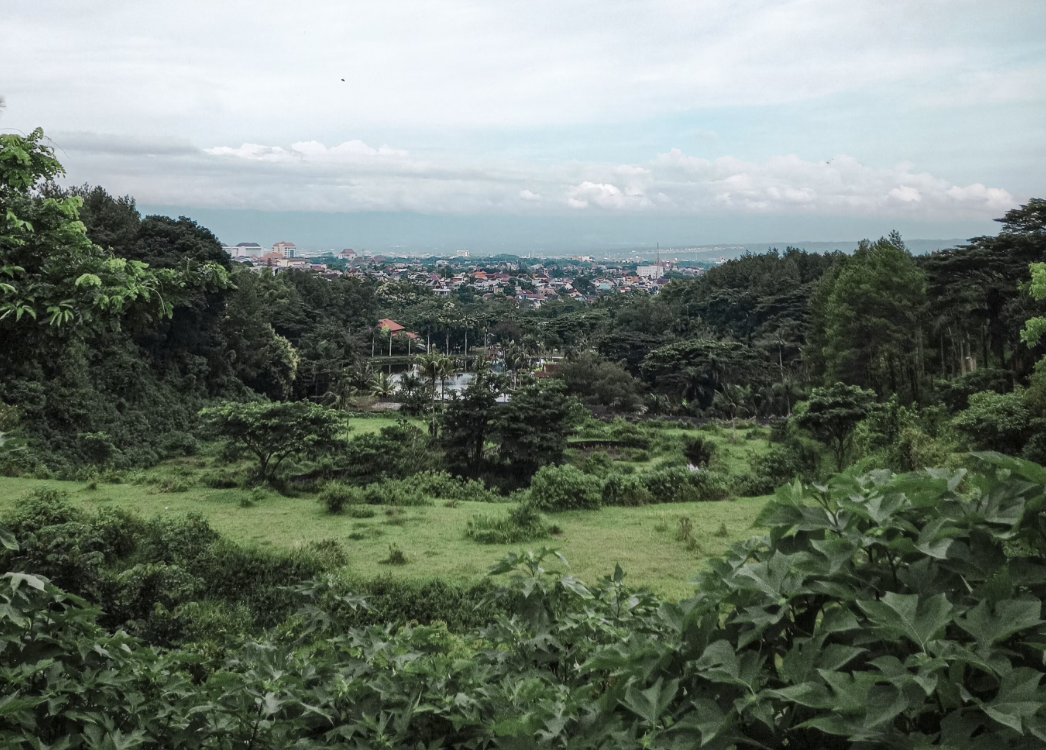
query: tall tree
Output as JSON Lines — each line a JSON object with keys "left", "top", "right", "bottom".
{"left": 813, "top": 233, "right": 927, "bottom": 399}
{"left": 440, "top": 371, "right": 502, "bottom": 477}
{"left": 492, "top": 380, "right": 578, "bottom": 483}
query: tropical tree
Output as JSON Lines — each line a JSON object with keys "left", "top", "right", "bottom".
{"left": 415, "top": 351, "right": 454, "bottom": 434}
{"left": 712, "top": 383, "right": 754, "bottom": 423}
{"left": 503, "top": 342, "right": 528, "bottom": 387}
{"left": 492, "top": 380, "right": 579, "bottom": 483}
{"left": 199, "top": 401, "right": 348, "bottom": 481}
{"left": 440, "top": 370, "right": 503, "bottom": 477}
{"left": 795, "top": 382, "right": 877, "bottom": 471}
{"left": 369, "top": 372, "right": 397, "bottom": 398}
{"left": 0, "top": 129, "right": 229, "bottom": 353}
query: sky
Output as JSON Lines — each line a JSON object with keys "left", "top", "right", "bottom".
{"left": 2, "top": 0, "right": 1044, "bottom": 253}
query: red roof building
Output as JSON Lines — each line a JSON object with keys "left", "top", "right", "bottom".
{"left": 377, "top": 319, "right": 419, "bottom": 340}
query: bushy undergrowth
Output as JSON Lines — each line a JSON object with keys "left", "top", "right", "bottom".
{"left": 318, "top": 482, "right": 364, "bottom": 514}
{"left": 6, "top": 456, "right": 1046, "bottom": 748}
{"left": 464, "top": 502, "right": 550, "bottom": 544}
{"left": 528, "top": 462, "right": 732, "bottom": 512}
{"left": 0, "top": 488, "right": 343, "bottom": 641}
{"left": 527, "top": 464, "right": 604, "bottom": 511}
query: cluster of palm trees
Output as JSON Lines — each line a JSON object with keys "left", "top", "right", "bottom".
{"left": 708, "top": 378, "right": 806, "bottom": 421}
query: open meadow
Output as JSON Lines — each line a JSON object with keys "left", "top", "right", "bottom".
{"left": 0, "top": 472, "right": 769, "bottom": 600}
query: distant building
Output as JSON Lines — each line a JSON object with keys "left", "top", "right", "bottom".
{"left": 273, "top": 241, "right": 296, "bottom": 258}
{"left": 455, "top": 250, "right": 470, "bottom": 258}
{"left": 636, "top": 263, "right": 670, "bottom": 279}
{"left": 222, "top": 242, "right": 263, "bottom": 258}
{"left": 340, "top": 249, "right": 357, "bottom": 261}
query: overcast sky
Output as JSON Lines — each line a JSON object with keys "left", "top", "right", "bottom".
{"left": 3, "top": 0, "right": 1044, "bottom": 251}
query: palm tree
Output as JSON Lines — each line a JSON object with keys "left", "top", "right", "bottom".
{"left": 322, "top": 378, "right": 360, "bottom": 412}
{"left": 369, "top": 372, "right": 396, "bottom": 398}
{"left": 416, "top": 352, "right": 454, "bottom": 434}
{"left": 504, "top": 343, "right": 528, "bottom": 387}
{"left": 713, "top": 384, "right": 754, "bottom": 431}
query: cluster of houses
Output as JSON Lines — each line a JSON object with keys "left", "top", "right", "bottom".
{"left": 221, "top": 242, "right": 693, "bottom": 305}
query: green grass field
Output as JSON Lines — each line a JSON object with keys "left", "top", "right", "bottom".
{"left": 0, "top": 475, "right": 768, "bottom": 600}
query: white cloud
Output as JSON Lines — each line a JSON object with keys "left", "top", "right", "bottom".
{"left": 53, "top": 136, "right": 1016, "bottom": 221}
{"left": 1, "top": 0, "right": 1040, "bottom": 139}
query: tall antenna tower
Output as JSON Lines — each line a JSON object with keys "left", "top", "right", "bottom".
{"left": 656, "top": 242, "right": 661, "bottom": 280}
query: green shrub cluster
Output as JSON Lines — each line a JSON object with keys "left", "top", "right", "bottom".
{"left": 528, "top": 463, "right": 731, "bottom": 512}
{"left": 464, "top": 503, "right": 550, "bottom": 544}
{"left": 527, "top": 464, "right": 603, "bottom": 511}
{"left": 0, "top": 489, "right": 343, "bottom": 640}
{"left": 318, "top": 482, "right": 364, "bottom": 514}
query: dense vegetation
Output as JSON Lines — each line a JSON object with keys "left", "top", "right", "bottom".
{"left": 4, "top": 129, "right": 1046, "bottom": 747}
{"left": 5, "top": 456, "right": 1046, "bottom": 747}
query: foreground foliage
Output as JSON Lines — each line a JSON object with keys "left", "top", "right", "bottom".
{"left": 3, "top": 456, "right": 1046, "bottom": 748}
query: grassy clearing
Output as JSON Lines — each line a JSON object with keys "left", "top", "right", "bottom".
{"left": 344, "top": 414, "right": 424, "bottom": 436}
{"left": 0, "top": 475, "right": 768, "bottom": 600}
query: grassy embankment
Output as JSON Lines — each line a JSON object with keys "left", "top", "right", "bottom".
{"left": 0, "top": 416, "right": 774, "bottom": 600}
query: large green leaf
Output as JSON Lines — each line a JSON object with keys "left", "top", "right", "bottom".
{"left": 858, "top": 592, "right": 954, "bottom": 652}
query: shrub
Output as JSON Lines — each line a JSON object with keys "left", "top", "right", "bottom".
{"left": 527, "top": 464, "right": 603, "bottom": 512}
{"left": 362, "top": 480, "right": 431, "bottom": 507}
{"left": 953, "top": 389, "right": 1030, "bottom": 455}
{"left": 608, "top": 419, "right": 651, "bottom": 449}
{"left": 318, "top": 482, "right": 363, "bottom": 515}
{"left": 202, "top": 467, "right": 251, "bottom": 489}
{"left": 601, "top": 474, "right": 651, "bottom": 507}
{"left": 731, "top": 473, "right": 776, "bottom": 497}
{"left": 157, "top": 431, "right": 199, "bottom": 458}
{"left": 293, "top": 538, "right": 347, "bottom": 568}
{"left": 465, "top": 503, "right": 550, "bottom": 544}
{"left": 682, "top": 435, "right": 716, "bottom": 467}
{"left": 675, "top": 515, "right": 700, "bottom": 551}
{"left": 640, "top": 467, "right": 731, "bottom": 503}
{"left": 381, "top": 543, "right": 408, "bottom": 565}
{"left": 401, "top": 470, "right": 501, "bottom": 503}
{"left": 576, "top": 450, "right": 615, "bottom": 476}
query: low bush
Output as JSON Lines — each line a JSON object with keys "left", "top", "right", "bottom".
{"left": 607, "top": 419, "right": 651, "bottom": 449}
{"left": 575, "top": 450, "right": 616, "bottom": 475}
{"left": 201, "top": 466, "right": 251, "bottom": 489}
{"left": 601, "top": 474, "right": 651, "bottom": 507}
{"left": 641, "top": 467, "right": 731, "bottom": 503}
{"left": 361, "top": 479, "right": 431, "bottom": 506}
{"left": 318, "top": 482, "right": 364, "bottom": 514}
{"left": 1, "top": 493, "right": 342, "bottom": 637}
{"left": 465, "top": 503, "right": 550, "bottom": 544}
{"left": 380, "top": 543, "right": 408, "bottom": 565}
{"left": 157, "top": 431, "right": 199, "bottom": 458}
{"left": 527, "top": 464, "right": 603, "bottom": 512}
{"left": 7, "top": 459, "right": 1046, "bottom": 748}
{"left": 682, "top": 435, "right": 716, "bottom": 467}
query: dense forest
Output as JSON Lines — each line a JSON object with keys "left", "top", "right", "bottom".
{"left": 4, "top": 129, "right": 1046, "bottom": 747}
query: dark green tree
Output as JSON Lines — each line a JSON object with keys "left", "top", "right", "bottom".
{"left": 199, "top": 401, "right": 348, "bottom": 481}
{"left": 555, "top": 351, "right": 641, "bottom": 412}
{"left": 440, "top": 371, "right": 502, "bottom": 477}
{"left": 813, "top": 233, "right": 927, "bottom": 398}
{"left": 795, "top": 382, "right": 877, "bottom": 471}
{"left": 492, "top": 380, "right": 578, "bottom": 483}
